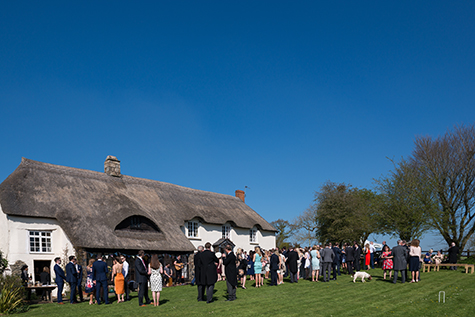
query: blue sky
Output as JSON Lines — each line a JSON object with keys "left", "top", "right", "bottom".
{"left": 1, "top": 1, "right": 474, "bottom": 250}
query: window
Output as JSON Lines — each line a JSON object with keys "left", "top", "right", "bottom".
{"left": 222, "top": 225, "right": 230, "bottom": 239}
{"left": 249, "top": 228, "right": 257, "bottom": 243}
{"left": 187, "top": 221, "right": 199, "bottom": 238}
{"left": 29, "top": 231, "right": 52, "bottom": 253}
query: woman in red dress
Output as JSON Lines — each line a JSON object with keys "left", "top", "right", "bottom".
{"left": 364, "top": 243, "right": 371, "bottom": 270}
{"left": 381, "top": 245, "right": 393, "bottom": 279}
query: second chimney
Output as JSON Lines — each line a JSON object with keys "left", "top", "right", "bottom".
{"left": 104, "top": 155, "right": 121, "bottom": 177}
{"left": 235, "top": 190, "right": 245, "bottom": 203}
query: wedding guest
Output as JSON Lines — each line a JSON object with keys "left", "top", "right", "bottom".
{"left": 40, "top": 266, "right": 51, "bottom": 301}
{"left": 423, "top": 249, "right": 433, "bottom": 264}
{"left": 148, "top": 254, "right": 163, "bottom": 307}
{"left": 269, "top": 249, "right": 279, "bottom": 286}
{"left": 364, "top": 243, "right": 371, "bottom": 270}
{"left": 354, "top": 242, "right": 362, "bottom": 271}
{"left": 134, "top": 250, "right": 150, "bottom": 306}
{"left": 53, "top": 258, "right": 66, "bottom": 304}
{"left": 286, "top": 247, "right": 299, "bottom": 283}
{"left": 331, "top": 243, "right": 341, "bottom": 279}
{"left": 223, "top": 245, "right": 237, "bottom": 301}
{"left": 448, "top": 242, "right": 459, "bottom": 270}
{"left": 409, "top": 239, "right": 422, "bottom": 283}
{"left": 253, "top": 246, "right": 263, "bottom": 287}
{"left": 278, "top": 250, "right": 286, "bottom": 285}
{"left": 392, "top": 240, "right": 408, "bottom": 284}
{"left": 310, "top": 245, "right": 320, "bottom": 282}
{"left": 320, "top": 243, "right": 334, "bottom": 282}
{"left": 66, "top": 256, "right": 78, "bottom": 304}
{"left": 120, "top": 255, "right": 130, "bottom": 301}
{"left": 237, "top": 250, "right": 248, "bottom": 289}
{"left": 369, "top": 241, "right": 376, "bottom": 269}
{"left": 111, "top": 257, "right": 125, "bottom": 303}
{"left": 92, "top": 254, "right": 110, "bottom": 305}
{"left": 345, "top": 243, "right": 355, "bottom": 276}
{"left": 200, "top": 242, "right": 219, "bottom": 303}
{"left": 341, "top": 244, "right": 347, "bottom": 271}
{"left": 84, "top": 259, "right": 96, "bottom": 305}
{"left": 194, "top": 246, "right": 204, "bottom": 301}
{"left": 381, "top": 245, "right": 393, "bottom": 280}
{"left": 432, "top": 250, "right": 445, "bottom": 265}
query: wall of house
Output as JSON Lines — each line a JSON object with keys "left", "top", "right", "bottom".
{"left": 181, "top": 219, "right": 275, "bottom": 252}
{"left": 0, "top": 205, "right": 74, "bottom": 298}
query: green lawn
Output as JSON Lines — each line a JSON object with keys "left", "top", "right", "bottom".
{"left": 22, "top": 269, "right": 474, "bottom": 317}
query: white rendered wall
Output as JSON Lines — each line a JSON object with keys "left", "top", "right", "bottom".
{"left": 182, "top": 219, "right": 275, "bottom": 252}
{"left": 0, "top": 205, "right": 74, "bottom": 298}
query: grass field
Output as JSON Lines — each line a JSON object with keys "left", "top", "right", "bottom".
{"left": 21, "top": 269, "right": 474, "bottom": 317}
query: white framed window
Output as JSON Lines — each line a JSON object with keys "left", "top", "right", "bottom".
{"left": 29, "top": 231, "right": 52, "bottom": 253}
{"left": 249, "top": 228, "right": 257, "bottom": 243}
{"left": 187, "top": 221, "right": 199, "bottom": 238}
{"left": 222, "top": 225, "right": 230, "bottom": 239}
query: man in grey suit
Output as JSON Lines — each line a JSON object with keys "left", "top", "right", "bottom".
{"left": 320, "top": 243, "right": 334, "bottom": 282}
{"left": 392, "top": 240, "right": 408, "bottom": 284}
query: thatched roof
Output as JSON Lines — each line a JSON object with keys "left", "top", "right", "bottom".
{"left": 0, "top": 158, "right": 276, "bottom": 252}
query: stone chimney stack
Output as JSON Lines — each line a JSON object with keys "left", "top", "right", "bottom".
{"left": 235, "top": 190, "right": 245, "bottom": 203}
{"left": 104, "top": 155, "right": 121, "bottom": 177}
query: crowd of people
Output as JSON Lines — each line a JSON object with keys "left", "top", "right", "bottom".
{"left": 21, "top": 240, "right": 461, "bottom": 305}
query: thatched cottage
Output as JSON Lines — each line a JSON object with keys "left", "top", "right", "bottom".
{"left": 0, "top": 156, "right": 276, "bottom": 285}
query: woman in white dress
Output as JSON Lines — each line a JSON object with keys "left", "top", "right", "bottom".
{"left": 148, "top": 254, "right": 163, "bottom": 307}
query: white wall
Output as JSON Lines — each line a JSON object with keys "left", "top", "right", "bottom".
{"left": 182, "top": 219, "right": 275, "bottom": 252}
{"left": 0, "top": 204, "right": 74, "bottom": 298}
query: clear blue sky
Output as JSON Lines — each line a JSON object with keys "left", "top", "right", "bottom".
{"left": 1, "top": 1, "right": 474, "bottom": 251}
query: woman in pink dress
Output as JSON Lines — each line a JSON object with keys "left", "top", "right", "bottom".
{"left": 381, "top": 245, "right": 393, "bottom": 280}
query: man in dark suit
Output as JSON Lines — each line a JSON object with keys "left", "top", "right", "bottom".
{"left": 135, "top": 250, "right": 151, "bottom": 306}
{"left": 345, "top": 243, "right": 355, "bottom": 276}
{"left": 392, "top": 240, "right": 408, "bottom": 284}
{"left": 448, "top": 242, "right": 459, "bottom": 270}
{"left": 65, "top": 256, "right": 78, "bottom": 304}
{"left": 76, "top": 262, "right": 83, "bottom": 302}
{"left": 223, "top": 244, "right": 237, "bottom": 301}
{"left": 354, "top": 242, "right": 362, "bottom": 271}
{"left": 53, "top": 257, "right": 66, "bottom": 304}
{"left": 194, "top": 245, "right": 205, "bottom": 301}
{"left": 200, "top": 242, "right": 219, "bottom": 303}
{"left": 269, "top": 249, "right": 279, "bottom": 286}
{"left": 332, "top": 243, "right": 342, "bottom": 280}
{"left": 286, "top": 247, "right": 299, "bottom": 283}
{"left": 92, "top": 253, "right": 109, "bottom": 304}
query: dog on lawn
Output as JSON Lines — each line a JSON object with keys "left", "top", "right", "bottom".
{"left": 353, "top": 271, "right": 372, "bottom": 283}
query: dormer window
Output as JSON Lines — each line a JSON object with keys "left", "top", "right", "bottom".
{"left": 115, "top": 215, "right": 160, "bottom": 232}
{"left": 222, "top": 225, "right": 231, "bottom": 239}
{"left": 187, "top": 221, "right": 199, "bottom": 238}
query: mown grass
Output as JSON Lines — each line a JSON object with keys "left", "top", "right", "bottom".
{"left": 22, "top": 268, "right": 474, "bottom": 317}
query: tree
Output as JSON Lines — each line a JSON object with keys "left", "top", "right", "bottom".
{"left": 314, "top": 181, "right": 382, "bottom": 245}
{"left": 270, "top": 219, "right": 294, "bottom": 249}
{"left": 291, "top": 206, "right": 319, "bottom": 247}
{"left": 375, "top": 158, "right": 436, "bottom": 241}
{"left": 411, "top": 124, "right": 475, "bottom": 251}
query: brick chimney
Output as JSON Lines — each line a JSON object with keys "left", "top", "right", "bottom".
{"left": 104, "top": 155, "right": 121, "bottom": 177}
{"left": 235, "top": 190, "right": 245, "bottom": 203}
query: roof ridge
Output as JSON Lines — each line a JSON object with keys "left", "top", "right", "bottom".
{"left": 20, "top": 158, "right": 238, "bottom": 200}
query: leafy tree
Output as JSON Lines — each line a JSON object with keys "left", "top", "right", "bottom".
{"left": 375, "top": 158, "right": 436, "bottom": 241}
{"left": 411, "top": 124, "right": 475, "bottom": 251}
{"left": 314, "top": 181, "right": 382, "bottom": 245}
{"left": 270, "top": 219, "right": 294, "bottom": 249}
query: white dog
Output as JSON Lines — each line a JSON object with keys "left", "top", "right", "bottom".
{"left": 353, "top": 271, "right": 372, "bottom": 283}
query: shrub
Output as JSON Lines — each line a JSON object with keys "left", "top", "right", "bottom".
{"left": 0, "top": 275, "right": 27, "bottom": 314}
